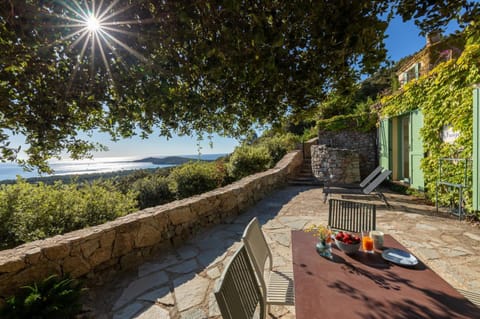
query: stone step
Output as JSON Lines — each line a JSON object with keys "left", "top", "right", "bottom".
{"left": 291, "top": 175, "right": 315, "bottom": 180}
{"left": 297, "top": 170, "right": 313, "bottom": 175}
{"left": 287, "top": 179, "right": 321, "bottom": 186}
{"left": 288, "top": 173, "right": 320, "bottom": 183}
{"left": 287, "top": 158, "right": 317, "bottom": 185}
{"left": 300, "top": 163, "right": 312, "bottom": 170}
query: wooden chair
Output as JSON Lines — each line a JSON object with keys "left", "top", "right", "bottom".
{"left": 214, "top": 243, "right": 265, "bottom": 319}
{"left": 328, "top": 198, "right": 376, "bottom": 232}
{"left": 242, "top": 217, "right": 295, "bottom": 310}
{"left": 457, "top": 289, "right": 480, "bottom": 308}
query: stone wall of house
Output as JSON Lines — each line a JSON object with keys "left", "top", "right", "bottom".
{"left": 317, "top": 130, "right": 376, "bottom": 179}
{"left": 311, "top": 145, "right": 360, "bottom": 183}
{"left": 0, "top": 151, "right": 303, "bottom": 297}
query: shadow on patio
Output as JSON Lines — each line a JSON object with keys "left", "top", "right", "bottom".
{"left": 83, "top": 185, "right": 480, "bottom": 319}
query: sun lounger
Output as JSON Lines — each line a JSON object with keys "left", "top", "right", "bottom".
{"left": 326, "top": 166, "right": 384, "bottom": 189}
{"left": 323, "top": 170, "right": 392, "bottom": 205}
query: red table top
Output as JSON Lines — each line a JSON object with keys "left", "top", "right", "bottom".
{"left": 292, "top": 230, "right": 478, "bottom": 319}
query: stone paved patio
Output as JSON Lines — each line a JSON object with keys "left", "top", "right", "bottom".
{"left": 83, "top": 185, "right": 480, "bottom": 318}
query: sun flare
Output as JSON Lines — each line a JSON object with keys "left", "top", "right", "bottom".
{"left": 86, "top": 15, "right": 101, "bottom": 32}
{"left": 44, "top": 0, "right": 150, "bottom": 91}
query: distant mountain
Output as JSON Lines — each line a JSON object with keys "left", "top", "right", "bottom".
{"left": 134, "top": 156, "right": 212, "bottom": 165}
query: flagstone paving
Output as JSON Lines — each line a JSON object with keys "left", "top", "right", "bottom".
{"left": 83, "top": 186, "right": 480, "bottom": 318}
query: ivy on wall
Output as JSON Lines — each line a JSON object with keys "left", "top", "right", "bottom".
{"left": 380, "top": 31, "right": 480, "bottom": 213}
{"left": 317, "top": 112, "right": 377, "bottom": 133}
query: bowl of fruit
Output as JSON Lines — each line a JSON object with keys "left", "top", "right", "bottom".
{"left": 334, "top": 231, "right": 361, "bottom": 254}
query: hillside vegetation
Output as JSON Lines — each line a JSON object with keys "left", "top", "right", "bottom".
{"left": 0, "top": 134, "right": 299, "bottom": 250}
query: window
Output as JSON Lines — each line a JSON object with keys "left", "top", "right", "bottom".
{"left": 400, "top": 63, "right": 421, "bottom": 86}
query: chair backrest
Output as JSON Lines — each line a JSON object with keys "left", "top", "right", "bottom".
{"left": 242, "top": 218, "right": 272, "bottom": 296}
{"left": 328, "top": 199, "right": 376, "bottom": 232}
{"left": 242, "top": 218, "right": 273, "bottom": 276}
{"left": 214, "top": 243, "right": 265, "bottom": 319}
{"left": 362, "top": 170, "right": 391, "bottom": 194}
{"left": 359, "top": 166, "right": 384, "bottom": 188}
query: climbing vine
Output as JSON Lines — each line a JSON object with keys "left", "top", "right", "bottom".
{"left": 380, "top": 31, "right": 480, "bottom": 214}
{"left": 316, "top": 112, "right": 378, "bottom": 133}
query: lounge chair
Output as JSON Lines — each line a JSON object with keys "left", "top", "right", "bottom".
{"left": 326, "top": 166, "right": 384, "bottom": 189}
{"left": 323, "top": 170, "right": 391, "bottom": 205}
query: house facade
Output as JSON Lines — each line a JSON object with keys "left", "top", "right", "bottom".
{"left": 396, "top": 32, "right": 463, "bottom": 87}
{"left": 378, "top": 30, "right": 479, "bottom": 213}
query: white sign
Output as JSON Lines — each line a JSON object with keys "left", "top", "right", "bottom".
{"left": 441, "top": 125, "right": 460, "bottom": 144}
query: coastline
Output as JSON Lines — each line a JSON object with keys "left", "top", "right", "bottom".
{"left": 0, "top": 154, "right": 227, "bottom": 184}
{"left": 0, "top": 166, "right": 171, "bottom": 185}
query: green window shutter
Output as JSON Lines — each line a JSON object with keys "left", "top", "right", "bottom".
{"left": 415, "top": 63, "right": 420, "bottom": 79}
{"left": 409, "top": 110, "right": 424, "bottom": 191}
{"left": 379, "top": 118, "right": 391, "bottom": 171}
{"left": 473, "top": 88, "right": 480, "bottom": 212}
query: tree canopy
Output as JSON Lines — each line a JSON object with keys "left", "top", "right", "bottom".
{"left": 1, "top": 0, "right": 478, "bottom": 171}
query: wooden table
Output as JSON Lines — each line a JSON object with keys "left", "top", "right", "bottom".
{"left": 292, "top": 231, "right": 478, "bottom": 318}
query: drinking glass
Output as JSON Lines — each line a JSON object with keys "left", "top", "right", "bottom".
{"left": 362, "top": 230, "right": 374, "bottom": 253}
{"left": 369, "top": 230, "right": 384, "bottom": 250}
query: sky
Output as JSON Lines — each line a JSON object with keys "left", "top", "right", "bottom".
{"left": 384, "top": 15, "right": 461, "bottom": 62}
{"left": 11, "top": 14, "right": 462, "bottom": 160}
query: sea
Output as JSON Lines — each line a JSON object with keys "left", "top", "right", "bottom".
{"left": 0, "top": 154, "right": 226, "bottom": 182}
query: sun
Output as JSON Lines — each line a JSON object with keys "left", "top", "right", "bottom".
{"left": 42, "top": 0, "right": 150, "bottom": 91}
{"left": 86, "top": 15, "right": 101, "bottom": 33}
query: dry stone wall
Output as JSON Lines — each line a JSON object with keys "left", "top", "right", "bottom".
{"left": 302, "top": 137, "right": 319, "bottom": 159}
{"left": 311, "top": 145, "right": 360, "bottom": 183}
{"left": 317, "top": 130, "right": 376, "bottom": 179}
{"left": 0, "top": 151, "right": 303, "bottom": 297}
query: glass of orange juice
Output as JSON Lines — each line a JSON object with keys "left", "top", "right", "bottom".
{"left": 362, "top": 230, "right": 374, "bottom": 253}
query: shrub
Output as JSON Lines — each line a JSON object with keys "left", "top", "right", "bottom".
{"left": 169, "top": 161, "right": 224, "bottom": 199}
{"left": 213, "top": 158, "right": 236, "bottom": 186}
{"left": 0, "top": 274, "right": 85, "bottom": 319}
{"left": 301, "top": 127, "right": 318, "bottom": 141}
{"left": 132, "top": 175, "right": 174, "bottom": 209}
{"left": 112, "top": 167, "right": 173, "bottom": 194}
{"left": 256, "top": 133, "right": 300, "bottom": 164}
{"left": 227, "top": 145, "right": 272, "bottom": 180}
{"left": 0, "top": 179, "right": 137, "bottom": 249}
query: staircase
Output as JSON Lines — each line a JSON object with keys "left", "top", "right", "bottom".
{"left": 288, "top": 156, "right": 321, "bottom": 186}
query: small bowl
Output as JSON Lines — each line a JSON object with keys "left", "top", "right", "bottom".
{"left": 335, "top": 238, "right": 361, "bottom": 254}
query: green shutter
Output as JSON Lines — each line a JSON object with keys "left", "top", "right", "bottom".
{"left": 410, "top": 110, "right": 424, "bottom": 191}
{"left": 379, "top": 118, "right": 391, "bottom": 171}
{"left": 415, "top": 63, "right": 420, "bottom": 79}
{"left": 473, "top": 88, "right": 480, "bottom": 212}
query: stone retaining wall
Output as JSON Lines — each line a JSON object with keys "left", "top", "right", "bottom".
{"left": 317, "top": 130, "right": 376, "bottom": 179}
{"left": 302, "top": 137, "right": 319, "bottom": 159}
{"left": 311, "top": 145, "right": 360, "bottom": 183}
{"left": 0, "top": 151, "right": 303, "bottom": 297}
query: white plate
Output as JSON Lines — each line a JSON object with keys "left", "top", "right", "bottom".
{"left": 381, "top": 248, "right": 418, "bottom": 266}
